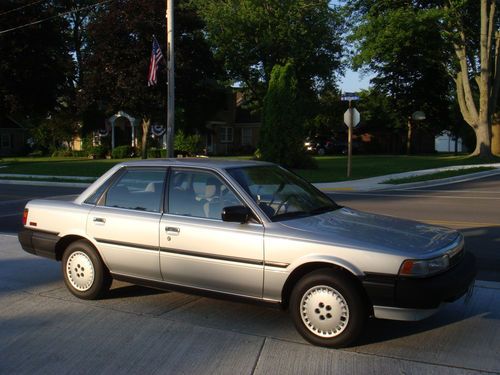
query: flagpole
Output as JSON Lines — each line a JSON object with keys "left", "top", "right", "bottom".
{"left": 166, "top": 0, "right": 175, "bottom": 158}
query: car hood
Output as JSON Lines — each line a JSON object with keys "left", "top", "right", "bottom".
{"left": 277, "top": 207, "right": 460, "bottom": 257}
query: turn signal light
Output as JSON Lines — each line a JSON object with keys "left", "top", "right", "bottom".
{"left": 22, "top": 208, "right": 28, "bottom": 226}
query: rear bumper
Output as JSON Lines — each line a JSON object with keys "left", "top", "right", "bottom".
{"left": 18, "top": 228, "right": 60, "bottom": 260}
{"left": 363, "top": 252, "right": 476, "bottom": 314}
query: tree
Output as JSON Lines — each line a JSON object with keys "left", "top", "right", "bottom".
{"left": 446, "top": 0, "right": 499, "bottom": 156}
{"left": 260, "top": 62, "right": 312, "bottom": 168}
{"left": 348, "top": 0, "right": 500, "bottom": 157}
{"left": 348, "top": 2, "right": 452, "bottom": 153}
{"left": 80, "top": 0, "right": 224, "bottom": 157}
{"left": 0, "top": 1, "right": 74, "bottom": 119}
{"left": 190, "top": 0, "right": 344, "bottom": 107}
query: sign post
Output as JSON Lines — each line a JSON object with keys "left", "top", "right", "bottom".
{"left": 341, "top": 93, "right": 360, "bottom": 178}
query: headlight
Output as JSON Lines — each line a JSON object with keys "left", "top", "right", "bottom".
{"left": 399, "top": 254, "right": 450, "bottom": 277}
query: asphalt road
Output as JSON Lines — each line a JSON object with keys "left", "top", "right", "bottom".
{"left": 0, "top": 174, "right": 498, "bottom": 281}
{"left": 1, "top": 235, "right": 499, "bottom": 374}
{"left": 0, "top": 184, "right": 83, "bottom": 234}
{"left": 0, "top": 178, "right": 499, "bottom": 373}
{"left": 327, "top": 174, "right": 500, "bottom": 282}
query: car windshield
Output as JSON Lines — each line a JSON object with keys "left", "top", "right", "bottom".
{"left": 226, "top": 165, "right": 340, "bottom": 222}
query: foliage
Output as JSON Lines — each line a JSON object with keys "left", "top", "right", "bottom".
{"left": 31, "top": 112, "right": 80, "bottom": 154}
{"left": 147, "top": 147, "right": 167, "bottom": 158}
{"left": 80, "top": 0, "right": 225, "bottom": 138}
{"left": 190, "top": 0, "right": 344, "bottom": 107}
{"left": 111, "top": 145, "right": 133, "bottom": 159}
{"left": 347, "top": 0, "right": 499, "bottom": 157}
{"left": 348, "top": 2, "right": 452, "bottom": 137}
{"left": 259, "top": 62, "right": 315, "bottom": 168}
{"left": 88, "top": 145, "right": 109, "bottom": 159}
{"left": 0, "top": 1, "right": 74, "bottom": 118}
{"left": 174, "top": 130, "right": 202, "bottom": 155}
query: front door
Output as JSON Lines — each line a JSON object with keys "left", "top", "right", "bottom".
{"left": 159, "top": 168, "right": 264, "bottom": 298}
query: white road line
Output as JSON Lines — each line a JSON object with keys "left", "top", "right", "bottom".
{"left": 331, "top": 192, "right": 500, "bottom": 200}
{"left": 398, "top": 189, "right": 500, "bottom": 194}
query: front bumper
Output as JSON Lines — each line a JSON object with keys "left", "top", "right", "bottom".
{"left": 363, "top": 252, "right": 477, "bottom": 311}
{"left": 18, "top": 228, "right": 60, "bottom": 260}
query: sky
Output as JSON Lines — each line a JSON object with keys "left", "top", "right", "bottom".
{"left": 339, "top": 69, "right": 373, "bottom": 93}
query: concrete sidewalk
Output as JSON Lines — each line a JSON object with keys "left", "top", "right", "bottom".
{"left": 1, "top": 234, "right": 499, "bottom": 374}
{"left": 0, "top": 163, "right": 500, "bottom": 191}
{"left": 315, "top": 163, "right": 500, "bottom": 192}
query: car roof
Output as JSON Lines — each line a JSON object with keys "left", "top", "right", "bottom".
{"left": 118, "top": 158, "right": 274, "bottom": 170}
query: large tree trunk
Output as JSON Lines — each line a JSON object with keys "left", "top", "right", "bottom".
{"left": 492, "top": 113, "right": 500, "bottom": 155}
{"left": 141, "top": 118, "right": 151, "bottom": 159}
{"left": 450, "top": 0, "right": 496, "bottom": 158}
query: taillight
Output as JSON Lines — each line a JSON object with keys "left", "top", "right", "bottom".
{"left": 22, "top": 208, "right": 28, "bottom": 226}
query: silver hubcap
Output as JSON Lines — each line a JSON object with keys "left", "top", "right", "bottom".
{"left": 300, "top": 285, "right": 349, "bottom": 338}
{"left": 66, "top": 251, "right": 95, "bottom": 292}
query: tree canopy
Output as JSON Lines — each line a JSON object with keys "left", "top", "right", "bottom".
{"left": 190, "top": 0, "right": 344, "bottom": 106}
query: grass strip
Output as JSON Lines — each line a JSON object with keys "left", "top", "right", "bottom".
{"left": 383, "top": 167, "right": 496, "bottom": 185}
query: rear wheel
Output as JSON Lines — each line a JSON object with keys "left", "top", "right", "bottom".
{"left": 289, "top": 269, "right": 367, "bottom": 347}
{"left": 62, "top": 241, "right": 111, "bottom": 300}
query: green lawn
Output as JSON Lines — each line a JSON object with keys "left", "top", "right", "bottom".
{"left": 0, "top": 154, "right": 498, "bottom": 183}
{"left": 382, "top": 166, "right": 496, "bottom": 184}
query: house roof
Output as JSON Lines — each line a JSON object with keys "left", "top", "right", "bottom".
{"left": 0, "top": 116, "right": 25, "bottom": 130}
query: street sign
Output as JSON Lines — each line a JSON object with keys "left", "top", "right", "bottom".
{"left": 341, "top": 92, "right": 360, "bottom": 101}
{"left": 344, "top": 108, "right": 360, "bottom": 128}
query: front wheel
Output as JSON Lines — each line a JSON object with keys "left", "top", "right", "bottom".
{"left": 289, "top": 270, "right": 367, "bottom": 347}
{"left": 62, "top": 241, "right": 111, "bottom": 300}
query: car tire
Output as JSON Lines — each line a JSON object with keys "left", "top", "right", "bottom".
{"left": 62, "top": 240, "right": 111, "bottom": 300}
{"left": 317, "top": 148, "right": 326, "bottom": 156}
{"left": 289, "top": 269, "right": 367, "bottom": 348}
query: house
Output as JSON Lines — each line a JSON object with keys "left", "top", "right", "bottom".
{"left": 0, "top": 116, "right": 27, "bottom": 157}
{"left": 435, "top": 130, "right": 465, "bottom": 153}
{"left": 205, "top": 91, "right": 261, "bottom": 155}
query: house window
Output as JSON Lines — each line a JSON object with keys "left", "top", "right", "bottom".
{"left": 241, "top": 128, "right": 253, "bottom": 146}
{"left": 220, "top": 127, "right": 233, "bottom": 143}
{"left": 1, "top": 134, "right": 12, "bottom": 149}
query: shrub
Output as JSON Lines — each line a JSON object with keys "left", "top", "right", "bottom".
{"left": 147, "top": 147, "right": 162, "bottom": 158}
{"left": 259, "top": 62, "right": 314, "bottom": 168}
{"left": 111, "top": 145, "right": 132, "bottom": 159}
{"left": 51, "top": 149, "right": 73, "bottom": 157}
{"left": 89, "top": 145, "right": 108, "bottom": 159}
{"left": 71, "top": 150, "right": 87, "bottom": 157}
{"left": 174, "top": 130, "right": 202, "bottom": 156}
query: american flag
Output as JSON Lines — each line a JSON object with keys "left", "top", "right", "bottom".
{"left": 147, "top": 36, "right": 164, "bottom": 86}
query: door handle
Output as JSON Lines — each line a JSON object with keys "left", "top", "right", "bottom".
{"left": 165, "top": 226, "right": 180, "bottom": 235}
{"left": 93, "top": 217, "right": 106, "bottom": 224}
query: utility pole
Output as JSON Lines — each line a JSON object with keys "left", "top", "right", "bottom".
{"left": 166, "top": 0, "right": 175, "bottom": 158}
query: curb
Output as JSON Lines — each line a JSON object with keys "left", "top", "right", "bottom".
{"left": 380, "top": 168, "right": 500, "bottom": 191}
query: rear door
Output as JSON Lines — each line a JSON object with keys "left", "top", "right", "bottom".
{"left": 86, "top": 167, "right": 167, "bottom": 280}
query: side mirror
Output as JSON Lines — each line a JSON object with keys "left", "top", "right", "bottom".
{"left": 221, "top": 205, "right": 251, "bottom": 224}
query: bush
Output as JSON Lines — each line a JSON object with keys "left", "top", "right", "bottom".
{"left": 174, "top": 130, "right": 202, "bottom": 156}
{"left": 89, "top": 145, "right": 109, "bottom": 159}
{"left": 111, "top": 145, "right": 132, "bottom": 159}
{"left": 27, "top": 150, "right": 45, "bottom": 157}
{"left": 71, "top": 150, "right": 87, "bottom": 157}
{"left": 259, "top": 62, "right": 312, "bottom": 168}
{"left": 147, "top": 147, "right": 162, "bottom": 158}
{"left": 51, "top": 149, "right": 73, "bottom": 157}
